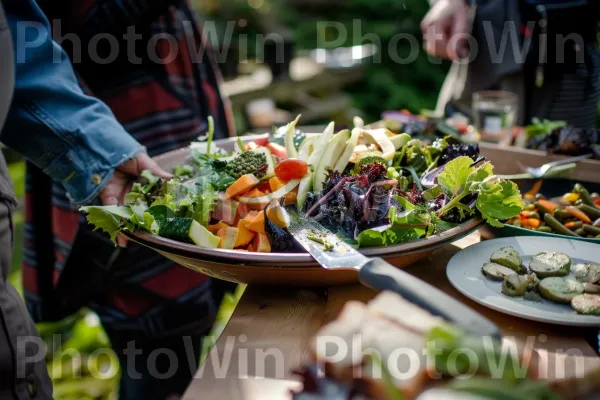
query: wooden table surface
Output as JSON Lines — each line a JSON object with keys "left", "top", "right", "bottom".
{"left": 183, "top": 233, "right": 600, "bottom": 400}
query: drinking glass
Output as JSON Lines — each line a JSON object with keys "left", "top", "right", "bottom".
{"left": 472, "top": 91, "right": 518, "bottom": 143}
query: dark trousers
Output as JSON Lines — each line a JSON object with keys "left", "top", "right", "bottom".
{"left": 105, "top": 327, "right": 204, "bottom": 400}
{"left": 0, "top": 156, "right": 53, "bottom": 400}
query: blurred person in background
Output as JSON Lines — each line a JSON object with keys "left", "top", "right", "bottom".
{"left": 422, "top": 0, "right": 600, "bottom": 128}
{"left": 21, "top": 1, "right": 236, "bottom": 399}
{"left": 1, "top": 0, "right": 174, "bottom": 398}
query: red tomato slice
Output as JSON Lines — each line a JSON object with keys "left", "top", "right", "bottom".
{"left": 266, "top": 143, "right": 287, "bottom": 159}
{"left": 274, "top": 159, "right": 309, "bottom": 181}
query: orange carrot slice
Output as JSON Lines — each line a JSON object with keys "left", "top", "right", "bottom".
{"left": 565, "top": 206, "right": 591, "bottom": 224}
{"left": 537, "top": 199, "right": 558, "bottom": 213}
{"left": 225, "top": 174, "right": 259, "bottom": 199}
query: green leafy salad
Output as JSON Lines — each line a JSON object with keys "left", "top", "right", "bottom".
{"left": 80, "top": 116, "right": 524, "bottom": 252}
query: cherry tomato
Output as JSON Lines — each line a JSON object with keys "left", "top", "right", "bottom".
{"left": 274, "top": 159, "right": 308, "bottom": 181}
{"left": 266, "top": 143, "right": 287, "bottom": 159}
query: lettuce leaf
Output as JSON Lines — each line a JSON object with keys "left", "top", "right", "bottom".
{"left": 476, "top": 180, "right": 524, "bottom": 227}
{"left": 356, "top": 205, "right": 430, "bottom": 247}
{"left": 438, "top": 156, "right": 473, "bottom": 194}
{"left": 79, "top": 206, "right": 133, "bottom": 243}
{"left": 436, "top": 156, "right": 523, "bottom": 226}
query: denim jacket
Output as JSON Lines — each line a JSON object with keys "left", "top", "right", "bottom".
{"left": 0, "top": 0, "right": 144, "bottom": 206}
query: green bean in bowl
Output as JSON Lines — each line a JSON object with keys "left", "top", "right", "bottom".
{"left": 505, "top": 181, "right": 600, "bottom": 240}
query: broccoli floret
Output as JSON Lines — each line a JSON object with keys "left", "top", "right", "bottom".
{"left": 226, "top": 151, "right": 268, "bottom": 179}
{"left": 353, "top": 155, "right": 387, "bottom": 174}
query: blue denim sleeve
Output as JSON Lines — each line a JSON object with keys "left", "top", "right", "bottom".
{"left": 0, "top": 0, "right": 144, "bottom": 206}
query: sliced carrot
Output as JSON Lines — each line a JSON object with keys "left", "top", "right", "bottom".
{"left": 208, "top": 221, "right": 229, "bottom": 234}
{"left": 565, "top": 206, "right": 591, "bottom": 224}
{"left": 594, "top": 199, "right": 600, "bottom": 207}
{"left": 537, "top": 199, "right": 558, "bottom": 213}
{"left": 520, "top": 210, "right": 532, "bottom": 218}
{"left": 242, "top": 211, "right": 265, "bottom": 235}
{"left": 241, "top": 189, "right": 266, "bottom": 198}
{"left": 284, "top": 188, "right": 298, "bottom": 205}
{"left": 268, "top": 176, "right": 286, "bottom": 192}
{"left": 524, "top": 180, "right": 543, "bottom": 200}
{"left": 235, "top": 219, "right": 256, "bottom": 247}
{"left": 525, "top": 218, "right": 541, "bottom": 229}
{"left": 225, "top": 173, "right": 259, "bottom": 200}
{"left": 564, "top": 221, "right": 580, "bottom": 229}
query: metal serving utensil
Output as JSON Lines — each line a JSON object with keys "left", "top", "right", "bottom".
{"left": 518, "top": 153, "right": 593, "bottom": 179}
{"left": 287, "top": 208, "right": 501, "bottom": 340}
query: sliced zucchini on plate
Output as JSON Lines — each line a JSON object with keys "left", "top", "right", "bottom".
{"left": 538, "top": 277, "right": 583, "bottom": 304}
{"left": 529, "top": 251, "right": 571, "bottom": 278}
{"left": 490, "top": 246, "right": 525, "bottom": 273}
{"left": 482, "top": 262, "right": 517, "bottom": 281}
{"left": 571, "top": 294, "right": 600, "bottom": 315}
{"left": 501, "top": 274, "right": 539, "bottom": 297}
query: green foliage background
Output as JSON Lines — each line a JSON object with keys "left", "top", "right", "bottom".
{"left": 276, "top": 0, "right": 448, "bottom": 121}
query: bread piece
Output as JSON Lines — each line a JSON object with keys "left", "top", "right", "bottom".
{"left": 367, "top": 291, "right": 445, "bottom": 334}
{"left": 311, "top": 296, "right": 431, "bottom": 399}
{"left": 311, "top": 301, "right": 370, "bottom": 381}
{"left": 359, "top": 316, "right": 430, "bottom": 399}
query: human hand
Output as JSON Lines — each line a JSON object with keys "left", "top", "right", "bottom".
{"left": 100, "top": 153, "right": 172, "bottom": 206}
{"left": 421, "top": 0, "right": 470, "bottom": 60}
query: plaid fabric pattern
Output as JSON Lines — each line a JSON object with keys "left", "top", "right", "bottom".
{"left": 22, "top": 1, "right": 234, "bottom": 336}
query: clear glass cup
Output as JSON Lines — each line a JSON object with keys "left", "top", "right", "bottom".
{"left": 472, "top": 91, "right": 518, "bottom": 144}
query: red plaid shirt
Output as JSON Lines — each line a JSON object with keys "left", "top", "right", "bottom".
{"left": 23, "top": 0, "right": 234, "bottom": 335}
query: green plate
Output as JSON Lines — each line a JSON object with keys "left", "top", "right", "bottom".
{"left": 483, "top": 178, "right": 600, "bottom": 244}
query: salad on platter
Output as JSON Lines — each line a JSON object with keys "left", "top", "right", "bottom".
{"left": 80, "top": 116, "right": 524, "bottom": 253}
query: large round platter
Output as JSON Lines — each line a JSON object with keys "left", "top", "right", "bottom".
{"left": 124, "top": 135, "right": 483, "bottom": 285}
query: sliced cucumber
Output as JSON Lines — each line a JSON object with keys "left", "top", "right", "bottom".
{"left": 538, "top": 277, "right": 583, "bottom": 304}
{"left": 571, "top": 294, "right": 600, "bottom": 315}
{"left": 572, "top": 263, "right": 591, "bottom": 281}
{"left": 296, "top": 169, "right": 313, "bottom": 211}
{"left": 237, "top": 178, "right": 301, "bottom": 205}
{"left": 333, "top": 127, "right": 361, "bottom": 173}
{"left": 482, "top": 262, "right": 517, "bottom": 281}
{"left": 283, "top": 114, "right": 302, "bottom": 158}
{"left": 298, "top": 136, "right": 317, "bottom": 162}
{"left": 583, "top": 282, "right": 600, "bottom": 294}
{"left": 529, "top": 252, "right": 571, "bottom": 278}
{"left": 586, "top": 264, "right": 600, "bottom": 284}
{"left": 490, "top": 246, "right": 524, "bottom": 273}
{"left": 307, "top": 122, "right": 335, "bottom": 168}
{"left": 501, "top": 274, "right": 539, "bottom": 297}
{"left": 158, "top": 218, "right": 219, "bottom": 248}
{"left": 313, "top": 129, "right": 351, "bottom": 193}
{"left": 389, "top": 133, "right": 411, "bottom": 150}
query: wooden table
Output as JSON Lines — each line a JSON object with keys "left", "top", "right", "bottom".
{"left": 183, "top": 232, "right": 600, "bottom": 400}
